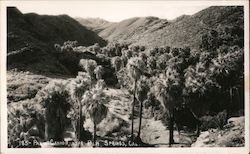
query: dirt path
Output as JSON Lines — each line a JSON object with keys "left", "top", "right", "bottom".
{"left": 104, "top": 88, "right": 197, "bottom": 147}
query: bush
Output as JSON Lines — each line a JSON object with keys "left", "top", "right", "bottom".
{"left": 200, "top": 110, "right": 227, "bottom": 131}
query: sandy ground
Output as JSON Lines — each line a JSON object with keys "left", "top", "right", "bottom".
{"left": 103, "top": 88, "right": 197, "bottom": 147}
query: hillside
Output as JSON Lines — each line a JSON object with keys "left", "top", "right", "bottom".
{"left": 135, "top": 6, "right": 243, "bottom": 49}
{"left": 78, "top": 6, "right": 243, "bottom": 49}
{"left": 7, "top": 7, "right": 107, "bottom": 75}
{"left": 75, "top": 17, "right": 115, "bottom": 33}
{"left": 77, "top": 16, "right": 169, "bottom": 45}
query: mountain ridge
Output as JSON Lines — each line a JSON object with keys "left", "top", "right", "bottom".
{"left": 7, "top": 7, "right": 107, "bottom": 75}
{"left": 76, "top": 6, "right": 243, "bottom": 49}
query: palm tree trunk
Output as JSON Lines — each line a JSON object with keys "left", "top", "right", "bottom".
{"left": 59, "top": 107, "right": 65, "bottom": 141}
{"left": 227, "top": 87, "right": 233, "bottom": 118}
{"left": 131, "top": 79, "right": 137, "bottom": 140}
{"left": 45, "top": 109, "right": 49, "bottom": 140}
{"left": 78, "top": 101, "right": 82, "bottom": 147}
{"left": 90, "top": 77, "right": 93, "bottom": 88}
{"left": 138, "top": 100, "right": 143, "bottom": 138}
{"left": 93, "top": 122, "right": 97, "bottom": 147}
{"left": 169, "top": 110, "right": 174, "bottom": 146}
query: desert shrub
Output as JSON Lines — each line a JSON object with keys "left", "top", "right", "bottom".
{"left": 220, "top": 133, "right": 245, "bottom": 147}
{"left": 199, "top": 115, "right": 214, "bottom": 130}
{"left": 200, "top": 110, "right": 228, "bottom": 131}
{"left": 7, "top": 72, "right": 48, "bottom": 103}
{"left": 8, "top": 83, "right": 41, "bottom": 102}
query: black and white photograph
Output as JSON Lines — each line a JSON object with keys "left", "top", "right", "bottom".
{"left": 0, "top": 0, "right": 249, "bottom": 153}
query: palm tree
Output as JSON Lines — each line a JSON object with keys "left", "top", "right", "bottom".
{"left": 121, "top": 49, "right": 133, "bottom": 66}
{"left": 209, "top": 48, "right": 243, "bottom": 117}
{"left": 94, "top": 65, "right": 104, "bottom": 80}
{"left": 156, "top": 53, "right": 171, "bottom": 70}
{"left": 111, "top": 56, "right": 122, "bottom": 73}
{"left": 121, "top": 49, "right": 127, "bottom": 67}
{"left": 82, "top": 82, "right": 109, "bottom": 147}
{"left": 127, "top": 57, "right": 146, "bottom": 141}
{"left": 39, "top": 81, "right": 71, "bottom": 142}
{"left": 70, "top": 72, "right": 91, "bottom": 146}
{"left": 135, "top": 76, "right": 150, "bottom": 141}
{"left": 154, "top": 67, "right": 181, "bottom": 146}
{"left": 139, "top": 52, "right": 147, "bottom": 64}
{"left": 79, "top": 59, "right": 97, "bottom": 86}
{"left": 147, "top": 56, "right": 156, "bottom": 71}
{"left": 95, "top": 79, "right": 107, "bottom": 90}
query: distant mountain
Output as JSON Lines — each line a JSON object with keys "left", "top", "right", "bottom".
{"left": 99, "top": 16, "right": 170, "bottom": 44}
{"left": 78, "top": 6, "right": 243, "bottom": 49}
{"left": 7, "top": 7, "right": 107, "bottom": 75}
{"left": 77, "top": 16, "right": 169, "bottom": 44}
{"left": 75, "top": 17, "right": 115, "bottom": 33}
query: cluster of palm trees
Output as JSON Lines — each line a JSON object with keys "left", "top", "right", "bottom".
{"left": 122, "top": 26, "right": 244, "bottom": 146}
{"left": 127, "top": 57, "right": 147, "bottom": 141}
{"left": 71, "top": 59, "right": 109, "bottom": 147}
{"left": 69, "top": 57, "right": 160, "bottom": 147}
{"left": 47, "top": 36, "right": 244, "bottom": 147}
{"left": 8, "top": 100, "right": 45, "bottom": 148}
{"left": 37, "top": 58, "right": 109, "bottom": 147}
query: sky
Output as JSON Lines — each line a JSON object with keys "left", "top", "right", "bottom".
{"left": 14, "top": 1, "right": 210, "bottom": 22}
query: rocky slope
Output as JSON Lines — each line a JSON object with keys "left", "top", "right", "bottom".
{"left": 192, "top": 116, "right": 245, "bottom": 147}
{"left": 78, "top": 6, "right": 243, "bottom": 49}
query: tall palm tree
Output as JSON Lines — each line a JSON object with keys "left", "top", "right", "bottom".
{"left": 70, "top": 72, "right": 91, "bottom": 146}
{"left": 82, "top": 82, "right": 109, "bottom": 147}
{"left": 127, "top": 57, "right": 146, "bottom": 141}
{"left": 135, "top": 76, "right": 150, "bottom": 141}
{"left": 154, "top": 68, "right": 181, "bottom": 146}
